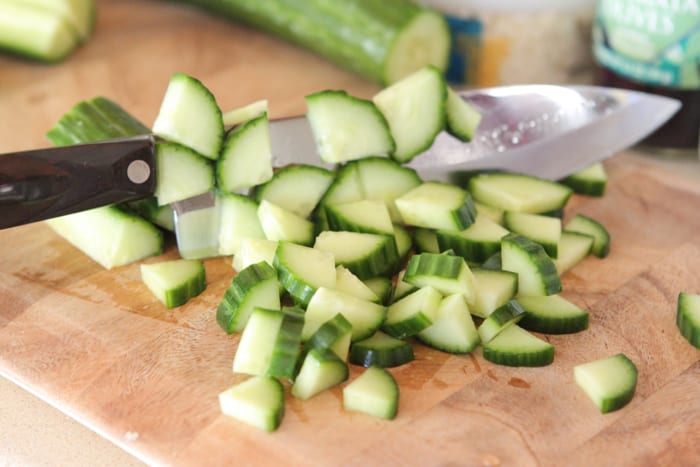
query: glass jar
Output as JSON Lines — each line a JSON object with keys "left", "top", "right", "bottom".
{"left": 592, "top": 0, "right": 700, "bottom": 155}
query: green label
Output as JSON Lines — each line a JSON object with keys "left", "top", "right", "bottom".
{"left": 593, "top": 0, "right": 700, "bottom": 89}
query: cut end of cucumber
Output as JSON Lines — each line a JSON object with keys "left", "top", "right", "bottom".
{"left": 343, "top": 366, "right": 399, "bottom": 420}
{"left": 219, "top": 376, "right": 285, "bottom": 432}
{"left": 574, "top": 353, "right": 637, "bottom": 413}
{"left": 677, "top": 292, "right": 700, "bottom": 349}
{"left": 140, "top": 259, "right": 206, "bottom": 308}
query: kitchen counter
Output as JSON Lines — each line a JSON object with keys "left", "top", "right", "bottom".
{"left": 1, "top": 1, "right": 699, "bottom": 466}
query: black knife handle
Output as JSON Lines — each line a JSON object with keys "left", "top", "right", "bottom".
{"left": 0, "top": 135, "right": 157, "bottom": 229}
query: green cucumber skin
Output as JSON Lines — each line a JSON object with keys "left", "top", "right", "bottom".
{"left": 268, "top": 307, "right": 305, "bottom": 380}
{"left": 483, "top": 343, "right": 555, "bottom": 367}
{"left": 173, "top": 0, "right": 447, "bottom": 85}
{"left": 501, "top": 233, "right": 562, "bottom": 296}
{"left": 349, "top": 333, "right": 414, "bottom": 368}
{"left": 436, "top": 229, "right": 501, "bottom": 264}
{"left": 677, "top": 292, "right": 700, "bottom": 348}
{"left": 564, "top": 214, "right": 611, "bottom": 259}
{"left": 305, "top": 313, "right": 352, "bottom": 355}
{"left": 518, "top": 296, "right": 589, "bottom": 335}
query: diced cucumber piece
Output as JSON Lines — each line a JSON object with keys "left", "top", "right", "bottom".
{"left": 504, "top": 211, "right": 562, "bottom": 259}
{"left": 274, "top": 242, "right": 336, "bottom": 307}
{"left": 258, "top": 200, "right": 314, "bottom": 246}
{"left": 518, "top": 295, "right": 589, "bottom": 334}
{"left": 373, "top": 66, "right": 446, "bottom": 162}
{"left": 353, "top": 157, "right": 422, "bottom": 223}
{"left": 253, "top": 165, "right": 334, "bottom": 218}
{"left": 553, "top": 231, "right": 594, "bottom": 275}
{"left": 219, "top": 376, "right": 284, "bottom": 432}
{"left": 483, "top": 324, "right": 554, "bottom": 367}
{"left": 392, "top": 269, "right": 419, "bottom": 303}
{"left": 175, "top": 201, "right": 220, "bottom": 260}
{"left": 128, "top": 198, "right": 175, "bottom": 232}
{"left": 477, "top": 300, "right": 527, "bottom": 344}
{"left": 396, "top": 182, "right": 476, "bottom": 231}
{"left": 326, "top": 199, "right": 395, "bottom": 237}
{"left": 46, "top": 206, "right": 163, "bottom": 269}
{"left": 475, "top": 202, "right": 505, "bottom": 225}
{"left": 218, "top": 194, "right": 265, "bottom": 256}
{"left": 306, "top": 90, "right": 394, "bottom": 163}
{"left": 335, "top": 266, "right": 380, "bottom": 303}
{"left": 436, "top": 215, "right": 509, "bottom": 263}
{"left": 218, "top": 113, "right": 273, "bottom": 192}
{"left": 383, "top": 286, "right": 442, "bottom": 338}
{"left": 480, "top": 252, "right": 502, "bottom": 271}
{"left": 314, "top": 230, "right": 397, "bottom": 280}
{"left": 468, "top": 173, "right": 572, "bottom": 214}
{"left": 318, "top": 163, "right": 363, "bottom": 208}
{"left": 677, "top": 292, "right": 700, "bottom": 349}
{"left": 470, "top": 268, "right": 518, "bottom": 318}
{"left": 303, "top": 287, "right": 387, "bottom": 342}
{"left": 363, "top": 277, "right": 393, "bottom": 306}
{"left": 222, "top": 99, "right": 268, "bottom": 126}
{"left": 350, "top": 331, "right": 414, "bottom": 368}
{"left": 574, "top": 353, "right": 637, "bottom": 413}
{"left": 217, "top": 262, "right": 281, "bottom": 334}
{"left": 292, "top": 348, "right": 349, "bottom": 400}
{"left": 305, "top": 313, "right": 353, "bottom": 361}
{"left": 140, "top": 259, "right": 206, "bottom": 308}
{"left": 417, "top": 293, "right": 480, "bottom": 354}
{"left": 343, "top": 366, "right": 399, "bottom": 420}
{"left": 152, "top": 73, "right": 223, "bottom": 160}
{"left": 154, "top": 142, "right": 214, "bottom": 205}
{"left": 233, "top": 238, "right": 278, "bottom": 272}
{"left": 414, "top": 228, "right": 440, "bottom": 254}
{"left": 22, "top": 0, "right": 95, "bottom": 42}
{"left": 561, "top": 162, "right": 607, "bottom": 197}
{"left": 501, "top": 233, "right": 562, "bottom": 296}
{"left": 445, "top": 88, "right": 481, "bottom": 142}
{"left": 233, "top": 306, "right": 304, "bottom": 380}
{"left": 403, "top": 253, "right": 476, "bottom": 305}
{"left": 393, "top": 224, "right": 413, "bottom": 264}
{"left": 564, "top": 214, "right": 610, "bottom": 258}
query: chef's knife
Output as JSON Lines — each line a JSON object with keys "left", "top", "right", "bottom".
{"left": 0, "top": 85, "right": 681, "bottom": 232}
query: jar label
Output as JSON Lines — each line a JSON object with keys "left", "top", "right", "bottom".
{"left": 594, "top": 0, "right": 700, "bottom": 89}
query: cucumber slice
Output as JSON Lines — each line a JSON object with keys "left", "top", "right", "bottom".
{"left": 574, "top": 353, "right": 637, "bottom": 413}
{"left": 258, "top": 200, "right": 315, "bottom": 246}
{"left": 222, "top": 99, "right": 268, "bottom": 127}
{"left": 305, "top": 313, "right": 353, "bottom": 361}
{"left": 45, "top": 206, "right": 163, "bottom": 270}
{"left": 468, "top": 173, "right": 572, "bottom": 214}
{"left": 517, "top": 295, "right": 589, "bottom": 334}
{"left": 219, "top": 376, "right": 284, "bottom": 432}
{"left": 477, "top": 300, "right": 527, "bottom": 344}
{"left": 233, "top": 306, "right": 304, "bottom": 380}
{"left": 175, "top": 201, "right": 220, "bottom": 260}
{"left": 291, "top": 348, "right": 349, "bottom": 400}
{"left": 553, "top": 231, "right": 594, "bottom": 275}
{"left": 480, "top": 252, "right": 502, "bottom": 271}
{"left": 564, "top": 214, "right": 610, "bottom": 258}
{"left": 0, "top": 2, "right": 79, "bottom": 62}
{"left": 343, "top": 366, "right": 399, "bottom": 420}
{"left": 471, "top": 268, "right": 518, "bottom": 318}
{"left": 393, "top": 224, "right": 413, "bottom": 265}
{"left": 561, "top": 162, "right": 607, "bottom": 197}
{"left": 253, "top": 165, "right": 334, "bottom": 218}
{"left": 218, "top": 194, "right": 265, "bottom": 257}
{"left": 353, "top": 156, "right": 422, "bottom": 223}
{"left": 436, "top": 215, "right": 509, "bottom": 263}
{"left": 392, "top": 269, "right": 419, "bottom": 303}
{"left": 217, "top": 262, "right": 281, "bottom": 334}
{"left": 417, "top": 293, "right": 480, "bottom": 354}
{"left": 475, "top": 202, "right": 505, "bottom": 225}
{"left": 152, "top": 73, "right": 224, "bottom": 160}
{"left": 306, "top": 90, "right": 395, "bottom": 163}
{"left": 501, "top": 233, "right": 562, "bottom": 296}
{"left": 350, "top": 331, "right": 414, "bottom": 368}
{"left": 414, "top": 228, "right": 440, "bottom": 254}
{"left": 677, "top": 292, "right": 700, "bottom": 349}
{"left": 154, "top": 141, "right": 214, "bottom": 205}
{"left": 140, "top": 259, "right": 206, "bottom": 308}
{"left": 363, "top": 277, "right": 393, "bottom": 306}
{"left": 217, "top": 113, "right": 273, "bottom": 192}
{"left": 318, "top": 163, "right": 363, "bottom": 208}
{"left": 325, "top": 199, "right": 395, "bottom": 237}
{"left": 232, "top": 238, "right": 278, "bottom": 272}
{"left": 335, "top": 266, "right": 380, "bottom": 303}
{"left": 383, "top": 286, "right": 442, "bottom": 338}
{"left": 314, "top": 230, "right": 398, "bottom": 280}
{"left": 403, "top": 253, "right": 476, "bottom": 305}
{"left": 373, "top": 66, "right": 446, "bottom": 162}
{"left": 274, "top": 242, "right": 336, "bottom": 307}
{"left": 445, "top": 88, "right": 482, "bottom": 142}
{"left": 396, "top": 182, "right": 476, "bottom": 231}
{"left": 303, "top": 287, "right": 387, "bottom": 342}
{"left": 503, "top": 211, "right": 562, "bottom": 259}
{"left": 483, "top": 324, "right": 554, "bottom": 367}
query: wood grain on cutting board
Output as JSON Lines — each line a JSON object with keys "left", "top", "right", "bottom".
{"left": 1, "top": 1, "right": 699, "bottom": 465}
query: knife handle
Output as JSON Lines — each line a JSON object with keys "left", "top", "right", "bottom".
{"left": 0, "top": 135, "right": 157, "bottom": 229}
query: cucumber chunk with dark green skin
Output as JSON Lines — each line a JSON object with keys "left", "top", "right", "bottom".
{"left": 553, "top": 231, "right": 594, "bottom": 275}
{"left": 574, "top": 353, "right": 637, "bottom": 413}
{"left": 477, "top": 300, "right": 527, "bottom": 344}
{"left": 482, "top": 324, "right": 554, "bottom": 367}
{"left": 219, "top": 376, "right": 285, "bottom": 432}
{"left": 292, "top": 348, "right": 349, "bottom": 400}
{"left": 396, "top": 181, "right": 477, "bottom": 232}
{"left": 501, "top": 233, "right": 562, "bottom": 296}
{"left": 343, "top": 366, "right": 399, "bottom": 420}
{"left": 564, "top": 214, "right": 611, "bottom": 258}
{"left": 436, "top": 215, "right": 509, "bottom": 263}
{"left": 383, "top": 286, "right": 442, "bottom": 338}
{"left": 274, "top": 242, "right": 336, "bottom": 306}
{"left": 417, "top": 293, "right": 480, "bottom": 354}
{"left": 253, "top": 165, "right": 334, "bottom": 219}
{"left": 560, "top": 162, "right": 607, "bottom": 197}
{"left": 176, "top": 0, "right": 450, "bottom": 85}
{"left": 503, "top": 211, "right": 561, "bottom": 259}
{"left": 350, "top": 331, "right": 414, "bottom": 368}
{"left": 517, "top": 294, "right": 589, "bottom": 334}
{"left": 403, "top": 252, "right": 476, "bottom": 305}
{"left": 677, "top": 292, "right": 700, "bottom": 349}
{"left": 314, "top": 230, "right": 398, "bottom": 280}
{"left": 468, "top": 173, "right": 572, "bottom": 214}
{"left": 140, "top": 259, "right": 206, "bottom": 308}
{"left": 305, "top": 313, "right": 353, "bottom": 361}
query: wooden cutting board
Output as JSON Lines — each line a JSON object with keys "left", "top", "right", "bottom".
{"left": 1, "top": 1, "right": 699, "bottom": 465}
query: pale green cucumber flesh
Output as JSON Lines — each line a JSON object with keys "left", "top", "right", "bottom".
{"left": 343, "top": 366, "right": 399, "bottom": 420}
{"left": 477, "top": 300, "right": 527, "bottom": 344}
{"left": 233, "top": 307, "right": 286, "bottom": 376}
{"left": 436, "top": 215, "right": 509, "bottom": 263}
{"left": 259, "top": 200, "right": 315, "bottom": 246}
{"left": 501, "top": 234, "right": 562, "bottom": 296}
{"left": 482, "top": 324, "right": 555, "bottom": 367}
{"left": 253, "top": 164, "right": 334, "bottom": 218}
{"left": 503, "top": 211, "right": 562, "bottom": 259}
{"left": 445, "top": 87, "right": 482, "bottom": 142}
{"left": 470, "top": 268, "right": 518, "bottom": 318}
{"left": 574, "top": 353, "right": 637, "bottom": 413}
{"left": 383, "top": 286, "right": 442, "bottom": 338}
{"left": 274, "top": 242, "right": 336, "bottom": 306}
{"left": 305, "top": 313, "right": 353, "bottom": 361}
{"left": 219, "top": 376, "right": 284, "bottom": 432}
{"left": 349, "top": 331, "right": 414, "bottom": 368}
{"left": 517, "top": 294, "right": 589, "bottom": 334}
{"left": 140, "top": 259, "right": 206, "bottom": 308}
{"left": 468, "top": 173, "right": 572, "bottom": 214}
{"left": 553, "top": 231, "right": 594, "bottom": 275}
{"left": 560, "top": 162, "right": 607, "bottom": 197}
{"left": 417, "top": 293, "right": 480, "bottom": 354}
{"left": 314, "top": 230, "right": 397, "bottom": 280}
{"left": 217, "top": 113, "right": 273, "bottom": 192}
{"left": 154, "top": 142, "right": 214, "bottom": 205}
{"left": 396, "top": 181, "right": 476, "bottom": 231}
{"left": 218, "top": 194, "right": 266, "bottom": 257}
{"left": 677, "top": 292, "right": 700, "bottom": 349}
{"left": 564, "top": 214, "right": 610, "bottom": 258}
{"left": 335, "top": 266, "right": 380, "bottom": 303}
{"left": 291, "top": 348, "right": 349, "bottom": 400}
